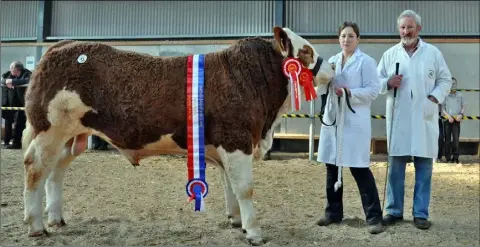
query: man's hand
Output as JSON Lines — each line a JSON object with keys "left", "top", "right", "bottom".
{"left": 387, "top": 75, "right": 403, "bottom": 88}
{"left": 447, "top": 115, "right": 454, "bottom": 123}
{"left": 455, "top": 115, "right": 463, "bottom": 122}
{"left": 5, "top": 79, "right": 13, "bottom": 89}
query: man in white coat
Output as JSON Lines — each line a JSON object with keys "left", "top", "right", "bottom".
{"left": 377, "top": 10, "right": 452, "bottom": 230}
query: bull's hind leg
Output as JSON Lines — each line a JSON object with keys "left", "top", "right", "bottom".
{"left": 217, "top": 146, "right": 263, "bottom": 246}
{"left": 23, "top": 129, "right": 84, "bottom": 236}
{"left": 45, "top": 135, "right": 86, "bottom": 227}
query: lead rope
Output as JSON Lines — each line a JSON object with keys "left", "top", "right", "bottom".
{"left": 334, "top": 88, "right": 348, "bottom": 192}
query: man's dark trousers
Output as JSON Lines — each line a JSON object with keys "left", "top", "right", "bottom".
{"left": 444, "top": 120, "right": 460, "bottom": 161}
{"left": 437, "top": 118, "right": 445, "bottom": 160}
{"left": 13, "top": 110, "right": 26, "bottom": 146}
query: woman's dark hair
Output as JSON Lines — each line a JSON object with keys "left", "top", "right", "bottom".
{"left": 338, "top": 21, "right": 360, "bottom": 37}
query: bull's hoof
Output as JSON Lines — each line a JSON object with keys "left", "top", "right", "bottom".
{"left": 28, "top": 229, "right": 49, "bottom": 237}
{"left": 227, "top": 215, "right": 242, "bottom": 228}
{"left": 47, "top": 218, "right": 66, "bottom": 228}
{"left": 231, "top": 221, "right": 242, "bottom": 228}
{"left": 247, "top": 237, "right": 264, "bottom": 246}
{"left": 262, "top": 153, "right": 271, "bottom": 161}
{"left": 131, "top": 163, "right": 140, "bottom": 167}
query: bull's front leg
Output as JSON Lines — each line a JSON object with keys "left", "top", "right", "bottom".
{"left": 259, "top": 129, "right": 274, "bottom": 161}
{"left": 218, "top": 147, "right": 263, "bottom": 246}
{"left": 220, "top": 169, "right": 241, "bottom": 227}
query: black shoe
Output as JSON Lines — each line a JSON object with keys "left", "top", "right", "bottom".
{"left": 413, "top": 217, "right": 431, "bottom": 230}
{"left": 368, "top": 223, "right": 385, "bottom": 234}
{"left": 382, "top": 214, "right": 403, "bottom": 226}
{"left": 315, "top": 217, "right": 341, "bottom": 226}
{"left": 97, "top": 144, "right": 109, "bottom": 151}
{"left": 454, "top": 159, "right": 460, "bottom": 164}
{"left": 5, "top": 143, "right": 21, "bottom": 149}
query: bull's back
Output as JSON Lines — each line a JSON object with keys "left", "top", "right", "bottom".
{"left": 26, "top": 41, "right": 186, "bottom": 148}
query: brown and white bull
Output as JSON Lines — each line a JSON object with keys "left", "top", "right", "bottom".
{"left": 21, "top": 27, "right": 334, "bottom": 245}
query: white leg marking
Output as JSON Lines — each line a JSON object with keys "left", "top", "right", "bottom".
{"left": 220, "top": 170, "right": 241, "bottom": 227}
{"left": 217, "top": 146, "right": 263, "bottom": 245}
{"left": 23, "top": 134, "right": 63, "bottom": 236}
{"left": 45, "top": 146, "right": 75, "bottom": 227}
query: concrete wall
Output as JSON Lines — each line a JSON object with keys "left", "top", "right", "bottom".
{"left": 1, "top": 41, "right": 478, "bottom": 139}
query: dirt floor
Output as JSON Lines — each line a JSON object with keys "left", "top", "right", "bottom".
{"left": 1, "top": 148, "right": 479, "bottom": 246}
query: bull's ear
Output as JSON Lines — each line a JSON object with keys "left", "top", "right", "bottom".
{"left": 273, "top": 26, "right": 288, "bottom": 53}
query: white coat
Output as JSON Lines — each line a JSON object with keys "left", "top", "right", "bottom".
{"left": 377, "top": 39, "right": 452, "bottom": 158}
{"left": 316, "top": 48, "right": 380, "bottom": 168}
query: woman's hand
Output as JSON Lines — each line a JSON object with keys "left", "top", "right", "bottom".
{"left": 335, "top": 87, "right": 351, "bottom": 97}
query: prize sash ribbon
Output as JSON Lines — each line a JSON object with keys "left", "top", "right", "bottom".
{"left": 186, "top": 54, "right": 209, "bottom": 212}
{"left": 282, "top": 58, "right": 318, "bottom": 111}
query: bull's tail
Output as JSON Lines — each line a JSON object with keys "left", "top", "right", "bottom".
{"left": 22, "top": 120, "right": 35, "bottom": 154}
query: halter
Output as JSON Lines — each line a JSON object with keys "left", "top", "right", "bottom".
{"left": 310, "top": 56, "right": 323, "bottom": 77}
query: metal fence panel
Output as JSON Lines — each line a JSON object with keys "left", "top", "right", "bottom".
{"left": 0, "top": 1, "right": 38, "bottom": 40}
{"left": 285, "top": 1, "right": 480, "bottom": 36}
{"left": 49, "top": 1, "right": 275, "bottom": 39}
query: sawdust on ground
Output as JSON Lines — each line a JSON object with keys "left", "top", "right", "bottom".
{"left": 1, "top": 149, "right": 479, "bottom": 246}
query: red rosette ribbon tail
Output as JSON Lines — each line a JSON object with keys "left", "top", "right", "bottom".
{"left": 298, "top": 68, "right": 317, "bottom": 101}
{"left": 282, "top": 58, "right": 302, "bottom": 111}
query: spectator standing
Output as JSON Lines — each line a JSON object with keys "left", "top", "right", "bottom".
{"left": 1, "top": 61, "right": 31, "bottom": 149}
{"left": 441, "top": 77, "right": 466, "bottom": 164}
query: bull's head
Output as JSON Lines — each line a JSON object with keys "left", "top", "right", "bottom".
{"left": 273, "top": 26, "right": 334, "bottom": 87}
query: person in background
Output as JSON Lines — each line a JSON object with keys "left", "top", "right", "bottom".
{"left": 377, "top": 10, "right": 452, "bottom": 230}
{"left": 1, "top": 61, "right": 31, "bottom": 149}
{"left": 92, "top": 135, "right": 109, "bottom": 150}
{"left": 315, "top": 21, "right": 384, "bottom": 234}
{"left": 441, "top": 77, "right": 465, "bottom": 164}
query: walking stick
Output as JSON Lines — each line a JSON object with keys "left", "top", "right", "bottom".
{"left": 382, "top": 62, "right": 399, "bottom": 213}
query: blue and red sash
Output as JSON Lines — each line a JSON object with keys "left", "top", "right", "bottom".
{"left": 185, "top": 54, "right": 208, "bottom": 211}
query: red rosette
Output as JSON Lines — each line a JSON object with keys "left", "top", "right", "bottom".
{"left": 298, "top": 68, "right": 313, "bottom": 86}
{"left": 298, "top": 68, "right": 317, "bottom": 101}
{"left": 282, "top": 58, "right": 302, "bottom": 77}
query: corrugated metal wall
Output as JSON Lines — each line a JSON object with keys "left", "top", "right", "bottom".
{"left": 49, "top": 0, "right": 275, "bottom": 39}
{"left": 0, "top": 1, "right": 38, "bottom": 40}
{"left": 285, "top": 1, "right": 480, "bottom": 36}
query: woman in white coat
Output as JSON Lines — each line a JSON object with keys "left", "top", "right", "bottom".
{"left": 315, "top": 22, "right": 384, "bottom": 234}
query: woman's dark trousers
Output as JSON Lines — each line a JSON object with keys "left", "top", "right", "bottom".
{"left": 324, "top": 163, "right": 383, "bottom": 225}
